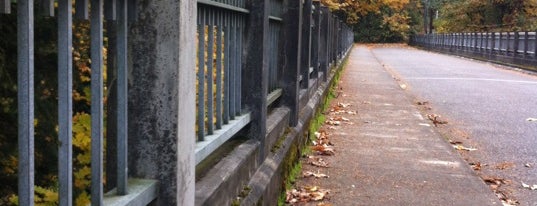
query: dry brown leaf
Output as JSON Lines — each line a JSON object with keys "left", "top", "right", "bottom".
{"left": 448, "top": 140, "right": 463, "bottom": 145}
{"left": 303, "top": 171, "right": 329, "bottom": 178}
{"left": 337, "top": 102, "right": 351, "bottom": 108}
{"left": 331, "top": 116, "right": 350, "bottom": 122}
{"left": 417, "top": 101, "right": 429, "bottom": 105}
{"left": 286, "top": 187, "right": 330, "bottom": 203}
{"left": 312, "top": 145, "right": 335, "bottom": 156}
{"left": 483, "top": 176, "right": 511, "bottom": 187}
{"left": 427, "top": 114, "right": 448, "bottom": 127}
{"left": 524, "top": 163, "right": 532, "bottom": 168}
{"left": 325, "top": 120, "right": 341, "bottom": 126}
{"left": 307, "top": 156, "right": 329, "bottom": 168}
{"left": 495, "top": 162, "right": 515, "bottom": 170}
{"left": 317, "top": 203, "right": 333, "bottom": 206}
{"left": 470, "top": 162, "right": 482, "bottom": 171}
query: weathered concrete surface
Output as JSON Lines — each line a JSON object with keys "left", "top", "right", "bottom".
{"left": 128, "top": 0, "right": 196, "bottom": 205}
{"left": 294, "top": 45, "right": 499, "bottom": 205}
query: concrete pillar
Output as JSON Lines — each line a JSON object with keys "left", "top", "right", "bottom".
{"left": 300, "top": 0, "right": 312, "bottom": 89}
{"left": 281, "top": 0, "right": 302, "bottom": 126}
{"left": 128, "top": 0, "right": 196, "bottom": 205}
{"left": 243, "top": 0, "right": 269, "bottom": 160}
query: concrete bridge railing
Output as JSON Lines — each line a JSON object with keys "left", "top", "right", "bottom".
{"left": 3, "top": 0, "right": 353, "bottom": 205}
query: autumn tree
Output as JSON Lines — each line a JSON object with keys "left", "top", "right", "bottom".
{"left": 322, "top": 0, "right": 423, "bottom": 42}
{"left": 434, "top": 0, "right": 537, "bottom": 32}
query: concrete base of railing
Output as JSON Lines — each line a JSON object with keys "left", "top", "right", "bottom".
{"left": 103, "top": 178, "right": 158, "bottom": 206}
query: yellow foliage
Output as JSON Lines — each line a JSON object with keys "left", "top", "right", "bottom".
{"left": 75, "top": 191, "right": 91, "bottom": 206}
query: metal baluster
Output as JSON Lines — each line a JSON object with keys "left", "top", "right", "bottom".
{"left": 229, "top": 14, "right": 236, "bottom": 119}
{"left": 117, "top": 0, "right": 128, "bottom": 195}
{"left": 207, "top": 9, "right": 215, "bottom": 135}
{"left": 40, "top": 0, "right": 54, "bottom": 16}
{"left": 104, "top": 0, "right": 116, "bottom": 20}
{"left": 75, "top": 0, "right": 89, "bottom": 19}
{"left": 223, "top": 13, "right": 230, "bottom": 124}
{"left": 235, "top": 16, "right": 242, "bottom": 115}
{"left": 197, "top": 8, "right": 206, "bottom": 141}
{"left": 17, "top": 0, "right": 34, "bottom": 205}
{"left": 90, "top": 0, "right": 104, "bottom": 204}
{"left": 1, "top": 0, "right": 10, "bottom": 13}
{"left": 58, "top": 0, "right": 73, "bottom": 205}
{"left": 216, "top": 10, "right": 223, "bottom": 129}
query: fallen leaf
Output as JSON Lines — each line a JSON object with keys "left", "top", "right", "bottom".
{"left": 400, "top": 84, "right": 407, "bottom": 89}
{"left": 470, "top": 162, "right": 482, "bottom": 171}
{"left": 427, "top": 114, "right": 448, "bottom": 127}
{"left": 417, "top": 101, "right": 429, "bottom": 105}
{"left": 317, "top": 203, "right": 333, "bottom": 206}
{"left": 325, "top": 120, "right": 341, "bottom": 126}
{"left": 307, "top": 156, "right": 329, "bottom": 168}
{"left": 303, "top": 171, "right": 329, "bottom": 178}
{"left": 361, "top": 101, "right": 371, "bottom": 105}
{"left": 312, "top": 145, "right": 335, "bottom": 156}
{"left": 453, "top": 144, "right": 477, "bottom": 151}
{"left": 347, "top": 111, "right": 357, "bottom": 115}
{"left": 521, "top": 182, "right": 537, "bottom": 190}
{"left": 495, "top": 162, "right": 515, "bottom": 170}
{"left": 526, "top": 118, "right": 537, "bottom": 122}
{"left": 331, "top": 116, "right": 350, "bottom": 122}
{"left": 483, "top": 176, "right": 510, "bottom": 187}
{"left": 448, "top": 140, "right": 463, "bottom": 145}
{"left": 337, "top": 102, "right": 351, "bottom": 108}
{"left": 524, "top": 163, "right": 531, "bottom": 168}
{"left": 501, "top": 199, "right": 519, "bottom": 206}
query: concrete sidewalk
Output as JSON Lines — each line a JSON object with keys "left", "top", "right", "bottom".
{"left": 293, "top": 45, "right": 499, "bottom": 205}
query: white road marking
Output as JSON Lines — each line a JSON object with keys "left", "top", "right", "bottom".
{"left": 406, "top": 77, "right": 537, "bottom": 84}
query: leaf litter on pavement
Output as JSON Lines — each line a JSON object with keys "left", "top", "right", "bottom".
{"left": 285, "top": 186, "right": 330, "bottom": 204}
{"left": 449, "top": 139, "right": 477, "bottom": 151}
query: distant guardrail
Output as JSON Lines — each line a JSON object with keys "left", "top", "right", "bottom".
{"left": 410, "top": 32, "right": 537, "bottom": 69}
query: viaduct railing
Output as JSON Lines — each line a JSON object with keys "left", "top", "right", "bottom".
{"left": 410, "top": 32, "right": 537, "bottom": 68}
{"left": 2, "top": 0, "right": 353, "bottom": 205}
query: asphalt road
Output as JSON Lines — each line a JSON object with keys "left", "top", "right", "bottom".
{"left": 370, "top": 45, "right": 537, "bottom": 205}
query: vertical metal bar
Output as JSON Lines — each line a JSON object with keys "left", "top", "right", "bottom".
{"left": 116, "top": 0, "right": 128, "bottom": 195}
{"left": 1, "top": 0, "right": 10, "bottom": 14}
{"left": 39, "top": 0, "right": 54, "bottom": 16}
{"left": 524, "top": 31, "right": 529, "bottom": 57}
{"left": 17, "top": 0, "right": 34, "bottom": 205}
{"left": 197, "top": 8, "right": 206, "bottom": 141}
{"left": 235, "top": 16, "right": 242, "bottom": 115}
{"left": 223, "top": 13, "right": 230, "bottom": 124}
{"left": 229, "top": 14, "right": 236, "bottom": 119}
{"left": 216, "top": 10, "right": 223, "bottom": 129}
{"left": 58, "top": 0, "right": 73, "bottom": 205}
{"left": 127, "top": 0, "right": 137, "bottom": 22}
{"left": 533, "top": 32, "right": 537, "bottom": 59}
{"left": 207, "top": 10, "right": 214, "bottom": 135}
{"left": 90, "top": 0, "right": 104, "bottom": 205}
{"left": 75, "top": 0, "right": 89, "bottom": 19}
{"left": 104, "top": 0, "right": 116, "bottom": 20}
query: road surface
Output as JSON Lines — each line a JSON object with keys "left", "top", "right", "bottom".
{"left": 370, "top": 44, "right": 537, "bottom": 205}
